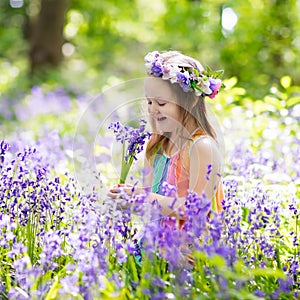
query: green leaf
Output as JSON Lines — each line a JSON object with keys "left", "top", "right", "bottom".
{"left": 234, "top": 259, "right": 246, "bottom": 274}
{"left": 242, "top": 207, "right": 249, "bottom": 222}
{"left": 205, "top": 65, "right": 213, "bottom": 76}
{"left": 250, "top": 267, "right": 285, "bottom": 279}
{"left": 280, "top": 76, "right": 292, "bottom": 89}
{"left": 44, "top": 276, "right": 60, "bottom": 300}
{"left": 286, "top": 96, "right": 300, "bottom": 108}
{"left": 140, "top": 253, "right": 152, "bottom": 274}
{"left": 227, "top": 288, "right": 262, "bottom": 300}
{"left": 231, "top": 87, "right": 246, "bottom": 96}
{"left": 127, "top": 255, "right": 139, "bottom": 283}
{"left": 98, "top": 276, "right": 118, "bottom": 297}
{"left": 223, "top": 77, "right": 238, "bottom": 89}
{"left": 264, "top": 95, "right": 283, "bottom": 110}
{"left": 209, "top": 254, "right": 225, "bottom": 268}
{"left": 214, "top": 69, "right": 224, "bottom": 78}
{"left": 253, "top": 100, "right": 269, "bottom": 114}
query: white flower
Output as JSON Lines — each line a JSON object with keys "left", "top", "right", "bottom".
{"left": 162, "top": 64, "right": 181, "bottom": 83}
{"left": 144, "top": 51, "right": 159, "bottom": 63}
{"left": 144, "top": 51, "right": 159, "bottom": 71}
{"left": 195, "top": 89, "right": 203, "bottom": 97}
{"left": 197, "top": 78, "right": 212, "bottom": 95}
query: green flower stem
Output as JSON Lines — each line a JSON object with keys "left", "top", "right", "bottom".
{"left": 119, "top": 142, "right": 134, "bottom": 184}
{"left": 120, "top": 157, "right": 134, "bottom": 184}
{"left": 120, "top": 142, "right": 126, "bottom": 184}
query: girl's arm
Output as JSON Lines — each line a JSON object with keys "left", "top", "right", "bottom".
{"left": 108, "top": 156, "right": 186, "bottom": 216}
{"left": 108, "top": 185, "right": 186, "bottom": 216}
{"left": 108, "top": 137, "right": 221, "bottom": 216}
{"left": 189, "top": 136, "right": 221, "bottom": 201}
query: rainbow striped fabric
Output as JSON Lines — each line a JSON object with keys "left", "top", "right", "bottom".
{"left": 151, "top": 130, "right": 223, "bottom": 213}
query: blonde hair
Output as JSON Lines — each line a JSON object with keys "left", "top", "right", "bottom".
{"left": 145, "top": 51, "right": 217, "bottom": 162}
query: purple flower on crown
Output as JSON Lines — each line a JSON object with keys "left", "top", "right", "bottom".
{"left": 144, "top": 51, "right": 159, "bottom": 64}
{"left": 189, "top": 73, "right": 198, "bottom": 81}
{"left": 208, "top": 78, "right": 222, "bottom": 99}
{"left": 161, "top": 65, "right": 170, "bottom": 77}
{"left": 151, "top": 58, "right": 164, "bottom": 77}
{"left": 162, "top": 64, "right": 181, "bottom": 83}
{"left": 177, "top": 71, "right": 191, "bottom": 92}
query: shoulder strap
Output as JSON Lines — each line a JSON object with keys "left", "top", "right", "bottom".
{"left": 182, "top": 129, "right": 206, "bottom": 172}
{"left": 188, "top": 135, "right": 208, "bottom": 157}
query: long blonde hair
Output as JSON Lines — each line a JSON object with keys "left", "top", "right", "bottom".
{"left": 145, "top": 51, "right": 217, "bottom": 162}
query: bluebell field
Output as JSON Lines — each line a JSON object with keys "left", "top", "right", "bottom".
{"left": 0, "top": 78, "right": 299, "bottom": 299}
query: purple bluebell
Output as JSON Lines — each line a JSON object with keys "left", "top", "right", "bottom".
{"left": 177, "top": 72, "right": 191, "bottom": 92}
{"left": 0, "top": 140, "right": 10, "bottom": 166}
{"left": 151, "top": 58, "right": 164, "bottom": 77}
{"left": 109, "top": 119, "right": 151, "bottom": 163}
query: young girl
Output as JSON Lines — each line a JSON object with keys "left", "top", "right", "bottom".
{"left": 108, "top": 50, "right": 224, "bottom": 219}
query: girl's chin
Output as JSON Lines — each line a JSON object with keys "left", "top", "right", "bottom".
{"left": 155, "top": 121, "right": 179, "bottom": 135}
{"left": 157, "top": 125, "right": 172, "bottom": 133}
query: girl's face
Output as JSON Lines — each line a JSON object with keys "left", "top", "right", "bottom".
{"left": 144, "top": 78, "right": 181, "bottom": 134}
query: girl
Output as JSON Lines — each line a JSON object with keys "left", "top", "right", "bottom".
{"left": 108, "top": 50, "right": 224, "bottom": 218}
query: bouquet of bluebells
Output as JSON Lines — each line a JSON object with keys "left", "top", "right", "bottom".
{"left": 108, "top": 119, "right": 151, "bottom": 184}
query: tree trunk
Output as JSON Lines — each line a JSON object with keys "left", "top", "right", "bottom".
{"left": 29, "top": 0, "right": 69, "bottom": 73}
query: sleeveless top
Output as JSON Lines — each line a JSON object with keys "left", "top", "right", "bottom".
{"left": 151, "top": 129, "right": 223, "bottom": 213}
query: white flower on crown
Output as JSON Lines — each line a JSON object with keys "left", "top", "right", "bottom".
{"left": 194, "top": 88, "right": 203, "bottom": 97}
{"left": 162, "top": 64, "right": 182, "bottom": 83}
{"left": 144, "top": 51, "right": 159, "bottom": 70}
{"left": 196, "top": 78, "right": 212, "bottom": 96}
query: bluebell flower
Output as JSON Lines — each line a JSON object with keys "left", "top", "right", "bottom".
{"left": 151, "top": 58, "right": 164, "bottom": 77}
{"left": 109, "top": 119, "right": 151, "bottom": 183}
{"left": 177, "top": 71, "right": 191, "bottom": 92}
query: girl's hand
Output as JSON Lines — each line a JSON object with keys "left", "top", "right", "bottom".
{"left": 107, "top": 184, "right": 134, "bottom": 199}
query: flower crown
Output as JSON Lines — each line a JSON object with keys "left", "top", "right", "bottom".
{"left": 144, "top": 51, "right": 224, "bottom": 99}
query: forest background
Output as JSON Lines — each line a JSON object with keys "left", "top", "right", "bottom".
{"left": 1, "top": 0, "right": 300, "bottom": 100}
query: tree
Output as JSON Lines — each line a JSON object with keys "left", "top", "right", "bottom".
{"left": 1, "top": 0, "right": 299, "bottom": 97}
{"left": 27, "top": 0, "right": 68, "bottom": 73}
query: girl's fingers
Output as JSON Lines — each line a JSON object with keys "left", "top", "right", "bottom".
{"left": 107, "top": 189, "right": 129, "bottom": 198}
{"left": 109, "top": 184, "right": 131, "bottom": 191}
{"left": 107, "top": 191, "right": 118, "bottom": 198}
{"left": 109, "top": 185, "right": 133, "bottom": 194}
{"left": 118, "top": 183, "right": 133, "bottom": 188}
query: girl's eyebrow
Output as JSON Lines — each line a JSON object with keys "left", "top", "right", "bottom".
{"left": 146, "top": 96, "right": 167, "bottom": 104}
{"left": 146, "top": 96, "right": 155, "bottom": 101}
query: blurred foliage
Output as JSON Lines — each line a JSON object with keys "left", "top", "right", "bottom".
{"left": 0, "top": 0, "right": 300, "bottom": 99}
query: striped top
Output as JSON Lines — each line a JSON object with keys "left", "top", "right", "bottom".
{"left": 151, "top": 130, "right": 223, "bottom": 213}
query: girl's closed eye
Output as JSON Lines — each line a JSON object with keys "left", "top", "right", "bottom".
{"left": 147, "top": 99, "right": 166, "bottom": 106}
